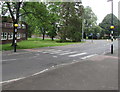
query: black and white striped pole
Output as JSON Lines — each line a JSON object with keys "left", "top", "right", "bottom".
{"left": 110, "top": 25, "right": 114, "bottom": 54}
{"left": 108, "top": 0, "right": 114, "bottom": 54}
{"left": 111, "top": 0, "right": 114, "bottom": 54}
{"left": 14, "top": 24, "right": 18, "bottom": 52}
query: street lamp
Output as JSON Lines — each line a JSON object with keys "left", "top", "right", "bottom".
{"left": 108, "top": 0, "right": 114, "bottom": 54}
{"left": 14, "top": 24, "right": 18, "bottom": 52}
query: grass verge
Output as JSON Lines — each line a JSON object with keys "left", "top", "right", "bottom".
{"left": 1, "top": 38, "right": 85, "bottom": 51}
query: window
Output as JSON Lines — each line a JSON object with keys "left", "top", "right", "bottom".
{"left": 5, "top": 23, "right": 13, "bottom": 28}
{"left": 23, "top": 33, "right": 26, "bottom": 37}
{"left": 22, "top": 24, "right": 26, "bottom": 29}
{"left": 18, "top": 24, "right": 21, "bottom": 29}
{"left": 17, "top": 33, "right": 21, "bottom": 39}
{"left": 8, "top": 32, "right": 13, "bottom": 40}
{"left": 1, "top": 32, "right": 7, "bottom": 40}
{"left": 21, "top": 33, "right": 26, "bottom": 38}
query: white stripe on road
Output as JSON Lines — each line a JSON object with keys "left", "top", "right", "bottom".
{"left": 53, "top": 56, "right": 58, "bottom": 58}
{"left": 43, "top": 50, "right": 70, "bottom": 55}
{"left": 0, "top": 77, "right": 25, "bottom": 84}
{"left": 32, "top": 69, "right": 49, "bottom": 76}
{"left": 2, "top": 59, "right": 17, "bottom": 62}
{"left": 42, "top": 49, "right": 58, "bottom": 54}
{"left": 49, "top": 50, "right": 64, "bottom": 54}
{"left": 42, "top": 49, "right": 56, "bottom": 53}
{"left": 59, "top": 51, "right": 77, "bottom": 55}
{"left": 68, "top": 52, "right": 87, "bottom": 57}
{"left": 81, "top": 54, "right": 97, "bottom": 60}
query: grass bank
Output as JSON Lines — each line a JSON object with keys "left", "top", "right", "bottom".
{"left": 1, "top": 38, "right": 84, "bottom": 51}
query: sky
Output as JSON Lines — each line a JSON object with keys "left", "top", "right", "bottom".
{"left": 82, "top": 0, "right": 120, "bottom": 24}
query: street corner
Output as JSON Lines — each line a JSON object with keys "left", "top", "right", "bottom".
{"left": 2, "top": 49, "right": 30, "bottom": 56}
{"left": 87, "top": 54, "right": 118, "bottom": 62}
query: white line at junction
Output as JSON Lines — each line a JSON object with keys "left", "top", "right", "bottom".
{"left": 81, "top": 54, "right": 97, "bottom": 60}
{"left": 0, "top": 77, "right": 25, "bottom": 84}
{"left": 69, "top": 52, "right": 87, "bottom": 57}
{"left": 59, "top": 51, "right": 77, "bottom": 55}
{"left": 2, "top": 59, "right": 17, "bottom": 62}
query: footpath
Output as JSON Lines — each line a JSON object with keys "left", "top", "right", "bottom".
{"left": 2, "top": 49, "right": 119, "bottom": 90}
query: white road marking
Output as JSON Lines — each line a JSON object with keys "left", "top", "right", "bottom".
{"left": 42, "top": 49, "right": 55, "bottom": 53}
{"left": 69, "top": 52, "right": 87, "bottom": 57}
{"left": 42, "top": 49, "right": 57, "bottom": 54}
{"left": 32, "top": 69, "right": 49, "bottom": 76}
{"left": 81, "top": 54, "right": 97, "bottom": 60}
{"left": 0, "top": 77, "right": 25, "bottom": 84}
{"left": 43, "top": 50, "right": 71, "bottom": 55}
{"left": 47, "top": 49, "right": 56, "bottom": 51}
{"left": 59, "top": 51, "right": 77, "bottom": 55}
{"left": 42, "top": 52, "right": 49, "bottom": 53}
{"left": 2, "top": 59, "right": 17, "bottom": 62}
{"left": 52, "top": 50, "right": 71, "bottom": 55}
{"left": 37, "top": 51, "right": 43, "bottom": 52}
{"left": 53, "top": 56, "right": 58, "bottom": 58}
{"left": 49, "top": 50, "right": 63, "bottom": 54}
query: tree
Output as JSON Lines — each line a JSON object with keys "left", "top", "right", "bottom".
{"left": 83, "top": 6, "right": 97, "bottom": 36}
{"left": 59, "top": 2, "right": 83, "bottom": 42}
{"left": 99, "top": 13, "right": 120, "bottom": 37}
{"left": 47, "top": 2, "right": 61, "bottom": 41}
{"left": 23, "top": 2, "right": 62, "bottom": 41}
{"left": 22, "top": 2, "right": 50, "bottom": 40}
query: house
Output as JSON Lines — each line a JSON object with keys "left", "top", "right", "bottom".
{"left": 0, "top": 17, "right": 27, "bottom": 44}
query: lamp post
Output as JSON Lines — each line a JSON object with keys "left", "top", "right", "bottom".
{"left": 108, "top": 0, "right": 114, "bottom": 54}
{"left": 14, "top": 24, "right": 18, "bottom": 52}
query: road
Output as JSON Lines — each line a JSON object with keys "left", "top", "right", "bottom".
{"left": 2, "top": 40, "right": 118, "bottom": 83}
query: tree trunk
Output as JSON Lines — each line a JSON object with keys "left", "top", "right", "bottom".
{"left": 43, "top": 33, "right": 45, "bottom": 40}
{"left": 11, "top": 22, "right": 16, "bottom": 46}
{"left": 51, "top": 37, "right": 54, "bottom": 41}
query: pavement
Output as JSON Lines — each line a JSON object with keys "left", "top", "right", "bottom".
{"left": 2, "top": 49, "right": 119, "bottom": 90}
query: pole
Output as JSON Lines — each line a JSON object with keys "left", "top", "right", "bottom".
{"left": 14, "top": 28, "right": 17, "bottom": 52}
{"left": 14, "top": 24, "right": 18, "bottom": 52}
{"left": 111, "top": 0, "right": 114, "bottom": 54}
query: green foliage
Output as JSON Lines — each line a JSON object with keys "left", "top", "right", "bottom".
{"left": 46, "top": 2, "right": 61, "bottom": 40}
{"left": 67, "top": 17, "right": 82, "bottom": 41}
{"left": 99, "top": 14, "right": 120, "bottom": 36}
{"left": 83, "top": 6, "right": 97, "bottom": 36}
{"left": 23, "top": 2, "right": 61, "bottom": 40}
{"left": 59, "top": 2, "right": 83, "bottom": 42}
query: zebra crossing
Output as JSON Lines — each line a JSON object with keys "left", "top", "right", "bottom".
{"left": 40, "top": 49, "right": 97, "bottom": 60}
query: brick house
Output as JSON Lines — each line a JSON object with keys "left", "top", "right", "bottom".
{"left": 0, "top": 17, "right": 27, "bottom": 44}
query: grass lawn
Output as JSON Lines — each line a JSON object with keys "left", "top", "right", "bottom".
{"left": 1, "top": 38, "right": 84, "bottom": 51}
